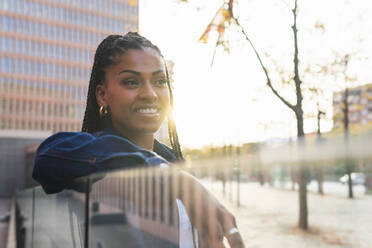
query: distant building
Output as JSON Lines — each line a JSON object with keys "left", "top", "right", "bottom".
{"left": 0, "top": 0, "right": 139, "bottom": 132}
{"left": 333, "top": 83, "right": 372, "bottom": 129}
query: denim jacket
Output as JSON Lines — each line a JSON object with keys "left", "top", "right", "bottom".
{"left": 33, "top": 129, "right": 177, "bottom": 194}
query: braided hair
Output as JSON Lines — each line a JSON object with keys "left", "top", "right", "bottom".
{"left": 81, "top": 32, "right": 184, "bottom": 161}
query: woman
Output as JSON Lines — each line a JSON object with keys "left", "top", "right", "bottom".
{"left": 33, "top": 32, "right": 244, "bottom": 248}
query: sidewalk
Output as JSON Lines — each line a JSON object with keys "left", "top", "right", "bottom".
{"left": 0, "top": 198, "right": 10, "bottom": 248}
{"left": 203, "top": 180, "right": 372, "bottom": 248}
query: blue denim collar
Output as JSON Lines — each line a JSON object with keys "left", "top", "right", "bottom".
{"left": 95, "top": 128, "right": 177, "bottom": 163}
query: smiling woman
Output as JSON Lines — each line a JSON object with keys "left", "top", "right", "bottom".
{"left": 32, "top": 32, "right": 245, "bottom": 248}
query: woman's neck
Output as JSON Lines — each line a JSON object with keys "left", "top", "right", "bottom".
{"left": 111, "top": 126, "right": 154, "bottom": 150}
{"left": 126, "top": 133, "right": 154, "bottom": 151}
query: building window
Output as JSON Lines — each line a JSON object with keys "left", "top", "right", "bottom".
{"left": 9, "top": 99, "right": 13, "bottom": 113}
{"left": 16, "top": 39, "right": 22, "bottom": 53}
{"left": 48, "top": 63, "right": 53, "bottom": 78}
{"left": 30, "top": 62, "right": 34, "bottom": 75}
{"left": 23, "top": 19, "right": 29, "bottom": 34}
{"left": 2, "top": 57, "right": 8, "bottom": 73}
{"left": 9, "top": 58, "right": 14, "bottom": 73}
{"left": 55, "top": 45, "right": 59, "bottom": 58}
{"left": 16, "top": 19, "right": 22, "bottom": 33}
{"left": 24, "top": 1, "right": 29, "bottom": 15}
{"left": 36, "top": 42, "right": 41, "bottom": 56}
{"left": 2, "top": 37, "right": 8, "bottom": 51}
{"left": 23, "top": 60, "right": 28, "bottom": 74}
{"left": 15, "top": 59, "right": 21, "bottom": 74}
{"left": 23, "top": 39, "right": 29, "bottom": 54}
{"left": 3, "top": 16, "right": 9, "bottom": 31}
{"left": 15, "top": 99, "right": 20, "bottom": 114}
{"left": 1, "top": 99, "right": 6, "bottom": 114}
{"left": 23, "top": 80, "right": 27, "bottom": 95}
{"left": 30, "top": 41, "right": 34, "bottom": 56}
{"left": 30, "top": 21, "right": 35, "bottom": 36}
{"left": 42, "top": 63, "right": 47, "bottom": 77}
{"left": 3, "top": 0, "right": 9, "bottom": 11}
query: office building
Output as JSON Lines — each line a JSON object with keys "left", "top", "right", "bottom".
{"left": 0, "top": 0, "right": 139, "bottom": 132}
{"left": 333, "top": 83, "right": 372, "bottom": 128}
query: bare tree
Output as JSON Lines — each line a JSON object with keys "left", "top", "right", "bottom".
{"left": 192, "top": 0, "right": 309, "bottom": 229}
{"left": 232, "top": 0, "right": 309, "bottom": 229}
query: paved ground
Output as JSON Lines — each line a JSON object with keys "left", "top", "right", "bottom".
{"left": 0, "top": 198, "right": 10, "bottom": 248}
{"left": 203, "top": 180, "right": 372, "bottom": 248}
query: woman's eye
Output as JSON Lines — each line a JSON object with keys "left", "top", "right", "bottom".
{"left": 154, "top": 78, "right": 167, "bottom": 87}
{"left": 122, "top": 79, "right": 139, "bottom": 87}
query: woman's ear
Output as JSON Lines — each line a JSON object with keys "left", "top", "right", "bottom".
{"left": 95, "top": 84, "right": 107, "bottom": 108}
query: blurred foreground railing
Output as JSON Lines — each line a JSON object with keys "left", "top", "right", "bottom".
{"left": 16, "top": 135, "right": 372, "bottom": 248}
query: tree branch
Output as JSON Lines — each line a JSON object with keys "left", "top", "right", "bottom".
{"left": 232, "top": 16, "right": 295, "bottom": 111}
{"left": 292, "top": 0, "right": 303, "bottom": 109}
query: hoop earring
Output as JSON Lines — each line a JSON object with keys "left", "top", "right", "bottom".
{"left": 99, "top": 106, "right": 108, "bottom": 118}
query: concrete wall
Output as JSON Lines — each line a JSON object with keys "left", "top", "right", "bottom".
{"left": 0, "top": 130, "right": 51, "bottom": 197}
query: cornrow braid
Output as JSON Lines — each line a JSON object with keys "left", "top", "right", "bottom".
{"left": 81, "top": 32, "right": 184, "bottom": 161}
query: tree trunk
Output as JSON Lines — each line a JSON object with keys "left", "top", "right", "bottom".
{"left": 316, "top": 167, "right": 324, "bottom": 195}
{"left": 316, "top": 110, "right": 324, "bottom": 195}
{"left": 343, "top": 87, "right": 354, "bottom": 198}
{"left": 296, "top": 110, "right": 308, "bottom": 230}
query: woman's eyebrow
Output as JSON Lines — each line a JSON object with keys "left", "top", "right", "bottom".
{"left": 118, "top": 69, "right": 165, "bottom": 75}
{"left": 152, "top": 70, "right": 165, "bottom": 75}
{"left": 118, "top": 69, "right": 140, "bottom": 75}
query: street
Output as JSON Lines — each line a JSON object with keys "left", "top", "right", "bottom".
{"left": 203, "top": 180, "right": 372, "bottom": 248}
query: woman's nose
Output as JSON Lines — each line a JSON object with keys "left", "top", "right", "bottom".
{"left": 138, "top": 82, "right": 157, "bottom": 101}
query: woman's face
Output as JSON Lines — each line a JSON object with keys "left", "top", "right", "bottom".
{"left": 96, "top": 48, "right": 170, "bottom": 137}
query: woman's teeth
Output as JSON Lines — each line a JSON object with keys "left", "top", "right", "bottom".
{"left": 136, "top": 108, "right": 158, "bottom": 114}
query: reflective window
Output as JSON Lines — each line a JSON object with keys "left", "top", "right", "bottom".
{"left": 2, "top": 99, "right": 6, "bottom": 114}
{"left": 9, "top": 59, "right": 14, "bottom": 73}
{"left": 35, "top": 62, "right": 41, "bottom": 76}
{"left": 36, "top": 42, "right": 41, "bottom": 56}
{"left": 42, "top": 63, "right": 47, "bottom": 77}
{"left": 23, "top": 60, "right": 28, "bottom": 74}
{"left": 30, "top": 22, "right": 35, "bottom": 35}
{"left": 48, "top": 25, "right": 54, "bottom": 39}
{"left": 16, "top": 59, "right": 21, "bottom": 74}
{"left": 23, "top": 20, "right": 29, "bottom": 34}
{"left": 16, "top": 39, "right": 22, "bottom": 53}
{"left": 24, "top": 1, "right": 29, "bottom": 14}
{"left": 3, "top": 0, "right": 9, "bottom": 10}
{"left": 9, "top": 0, "right": 16, "bottom": 12}
{"left": 23, "top": 80, "right": 27, "bottom": 95}
{"left": 2, "top": 58, "right": 8, "bottom": 73}
{"left": 16, "top": 19, "right": 22, "bottom": 33}
{"left": 17, "top": 0, "right": 24, "bottom": 14}
{"left": 30, "top": 61, "right": 34, "bottom": 75}
{"left": 30, "top": 41, "right": 34, "bottom": 56}
{"left": 42, "top": 24, "right": 47, "bottom": 37}
{"left": 8, "top": 38, "right": 14, "bottom": 52}
{"left": 36, "top": 23, "right": 41, "bottom": 36}
{"left": 66, "top": 66, "right": 71, "bottom": 80}
{"left": 2, "top": 37, "right": 8, "bottom": 51}
{"left": 48, "top": 63, "right": 53, "bottom": 78}
{"left": 55, "top": 46, "right": 59, "bottom": 59}
{"left": 42, "top": 43, "right": 47, "bottom": 57}
{"left": 61, "top": 46, "right": 64, "bottom": 59}
{"left": 3, "top": 16, "right": 9, "bottom": 32}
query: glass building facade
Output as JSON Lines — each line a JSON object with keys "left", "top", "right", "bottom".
{"left": 0, "top": 0, "right": 138, "bottom": 132}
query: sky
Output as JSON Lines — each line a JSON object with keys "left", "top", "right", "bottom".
{"left": 139, "top": 0, "right": 372, "bottom": 148}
